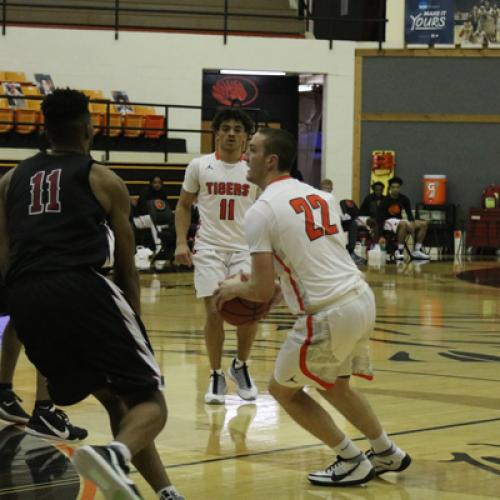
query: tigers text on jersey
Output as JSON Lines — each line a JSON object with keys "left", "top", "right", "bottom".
{"left": 244, "top": 176, "right": 363, "bottom": 315}
{"left": 182, "top": 153, "right": 258, "bottom": 252}
{"left": 6, "top": 152, "right": 114, "bottom": 283}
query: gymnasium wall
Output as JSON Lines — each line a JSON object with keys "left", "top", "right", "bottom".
{"left": 359, "top": 55, "right": 500, "bottom": 226}
{"left": 0, "top": 26, "right": 356, "bottom": 198}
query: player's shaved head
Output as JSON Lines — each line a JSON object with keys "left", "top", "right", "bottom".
{"left": 257, "top": 128, "right": 297, "bottom": 172}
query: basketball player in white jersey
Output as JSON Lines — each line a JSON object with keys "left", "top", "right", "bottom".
{"left": 175, "top": 109, "right": 259, "bottom": 404}
{"left": 214, "top": 128, "right": 411, "bottom": 487}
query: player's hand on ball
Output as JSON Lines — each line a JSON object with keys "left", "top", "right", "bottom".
{"left": 214, "top": 275, "right": 242, "bottom": 311}
{"left": 174, "top": 243, "right": 193, "bottom": 267}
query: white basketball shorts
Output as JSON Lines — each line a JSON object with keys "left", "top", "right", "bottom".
{"left": 192, "top": 249, "right": 251, "bottom": 298}
{"left": 274, "top": 283, "right": 376, "bottom": 390}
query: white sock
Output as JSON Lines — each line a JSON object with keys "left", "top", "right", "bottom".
{"left": 234, "top": 357, "right": 245, "bottom": 369}
{"left": 212, "top": 369, "right": 223, "bottom": 375}
{"left": 415, "top": 243, "right": 422, "bottom": 251}
{"left": 397, "top": 244, "right": 404, "bottom": 251}
{"left": 158, "top": 485, "right": 180, "bottom": 499}
{"left": 109, "top": 441, "right": 131, "bottom": 463}
{"left": 369, "top": 431, "right": 392, "bottom": 454}
{"left": 332, "top": 436, "right": 362, "bottom": 460}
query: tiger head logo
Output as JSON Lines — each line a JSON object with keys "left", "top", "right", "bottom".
{"left": 212, "top": 77, "right": 259, "bottom": 107}
{"left": 154, "top": 199, "right": 166, "bottom": 211}
{"left": 388, "top": 203, "right": 401, "bottom": 216}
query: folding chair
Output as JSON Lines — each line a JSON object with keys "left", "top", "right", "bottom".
{"left": 382, "top": 228, "right": 414, "bottom": 262}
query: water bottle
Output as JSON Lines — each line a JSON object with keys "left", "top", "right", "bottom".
{"left": 360, "top": 238, "right": 367, "bottom": 259}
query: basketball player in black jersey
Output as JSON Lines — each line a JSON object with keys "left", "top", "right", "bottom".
{"left": 0, "top": 317, "right": 88, "bottom": 439}
{"left": 0, "top": 89, "right": 183, "bottom": 500}
{"left": 1, "top": 269, "right": 87, "bottom": 439}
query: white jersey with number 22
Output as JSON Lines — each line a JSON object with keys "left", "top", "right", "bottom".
{"left": 245, "top": 176, "right": 363, "bottom": 315}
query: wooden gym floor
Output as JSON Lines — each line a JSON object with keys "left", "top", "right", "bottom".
{"left": 1, "top": 257, "right": 499, "bottom": 499}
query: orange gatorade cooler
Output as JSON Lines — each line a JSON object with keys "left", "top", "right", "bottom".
{"left": 423, "top": 175, "right": 447, "bottom": 205}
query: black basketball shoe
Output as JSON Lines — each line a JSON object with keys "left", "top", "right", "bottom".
{"left": 26, "top": 405, "right": 88, "bottom": 441}
{"left": 0, "top": 389, "right": 30, "bottom": 424}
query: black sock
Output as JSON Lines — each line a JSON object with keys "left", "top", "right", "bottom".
{"left": 34, "top": 399, "right": 53, "bottom": 410}
{"left": 0, "top": 383, "right": 13, "bottom": 391}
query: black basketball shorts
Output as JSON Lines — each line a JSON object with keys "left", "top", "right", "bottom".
{"left": 8, "top": 269, "right": 163, "bottom": 405}
{"left": 0, "top": 281, "right": 7, "bottom": 316}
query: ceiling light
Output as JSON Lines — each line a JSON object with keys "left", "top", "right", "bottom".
{"left": 220, "top": 70, "right": 286, "bottom": 76}
{"left": 299, "top": 84, "right": 314, "bottom": 92}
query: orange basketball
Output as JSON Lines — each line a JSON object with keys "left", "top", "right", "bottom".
{"left": 220, "top": 297, "right": 272, "bottom": 326}
{"left": 219, "top": 274, "right": 280, "bottom": 326}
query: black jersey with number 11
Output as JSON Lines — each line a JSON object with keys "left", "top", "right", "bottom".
{"left": 6, "top": 152, "right": 114, "bottom": 283}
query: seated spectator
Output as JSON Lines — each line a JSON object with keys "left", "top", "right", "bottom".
{"left": 320, "top": 178, "right": 365, "bottom": 266}
{"left": 133, "top": 176, "right": 175, "bottom": 264}
{"left": 136, "top": 176, "right": 170, "bottom": 215}
{"left": 359, "top": 181, "right": 386, "bottom": 241}
{"left": 377, "top": 176, "right": 429, "bottom": 260}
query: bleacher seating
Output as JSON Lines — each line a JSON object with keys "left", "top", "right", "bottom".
{"left": 0, "top": 74, "right": 167, "bottom": 139}
{"left": 4, "top": 71, "right": 26, "bottom": 83}
{"left": 123, "top": 112, "right": 145, "bottom": 138}
{"left": 135, "top": 106, "right": 165, "bottom": 139}
{"left": 0, "top": 98, "right": 14, "bottom": 133}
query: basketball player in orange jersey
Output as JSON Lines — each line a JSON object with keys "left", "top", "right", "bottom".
{"left": 175, "top": 109, "right": 259, "bottom": 404}
{"left": 215, "top": 128, "right": 411, "bottom": 487}
{"left": 0, "top": 89, "right": 183, "bottom": 500}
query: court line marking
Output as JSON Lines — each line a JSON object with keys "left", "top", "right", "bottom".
{"left": 2, "top": 416, "right": 499, "bottom": 494}
{"left": 133, "top": 416, "right": 500, "bottom": 471}
{"left": 375, "top": 368, "right": 500, "bottom": 383}
{"left": 0, "top": 477, "right": 79, "bottom": 495}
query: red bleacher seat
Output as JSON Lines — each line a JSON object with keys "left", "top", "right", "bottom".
{"left": 135, "top": 106, "right": 165, "bottom": 139}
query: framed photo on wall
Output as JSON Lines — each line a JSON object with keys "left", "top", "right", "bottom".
{"left": 34, "top": 74, "right": 55, "bottom": 95}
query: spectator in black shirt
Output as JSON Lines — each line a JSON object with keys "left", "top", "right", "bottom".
{"left": 133, "top": 176, "right": 175, "bottom": 260}
{"left": 136, "top": 176, "right": 170, "bottom": 216}
{"left": 359, "top": 181, "right": 386, "bottom": 242}
{"left": 377, "top": 177, "right": 429, "bottom": 260}
{"left": 360, "top": 182, "right": 385, "bottom": 218}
